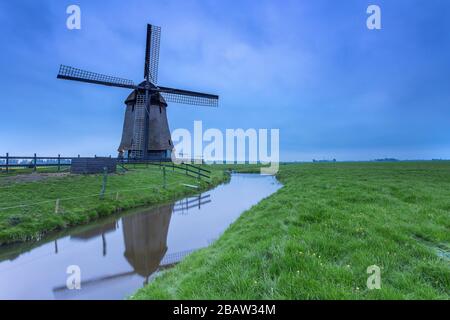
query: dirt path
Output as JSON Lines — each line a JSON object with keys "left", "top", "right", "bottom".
{"left": 0, "top": 172, "right": 70, "bottom": 185}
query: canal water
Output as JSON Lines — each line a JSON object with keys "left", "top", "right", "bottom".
{"left": 0, "top": 174, "right": 281, "bottom": 299}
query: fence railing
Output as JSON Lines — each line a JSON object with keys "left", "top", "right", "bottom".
{"left": 119, "top": 158, "right": 211, "bottom": 180}
{"left": 0, "top": 153, "right": 74, "bottom": 172}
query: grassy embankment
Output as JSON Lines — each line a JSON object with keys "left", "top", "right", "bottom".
{"left": 0, "top": 164, "right": 227, "bottom": 245}
{"left": 133, "top": 161, "right": 450, "bottom": 299}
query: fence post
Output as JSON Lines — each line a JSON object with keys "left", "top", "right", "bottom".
{"left": 102, "top": 233, "right": 107, "bottom": 256}
{"left": 55, "top": 199, "right": 60, "bottom": 214}
{"left": 163, "top": 166, "right": 167, "bottom": 189}
{"left": 6, "top": 153, "right": 9, "bottom": 174}
{"left": 100, "top": 167, "right": 108, "bottom": 199}
{"left": 57, "top": 154, "right": 61, "bottom": 172}
{"left": 33, "top": 153, "right": 37, "bottom": 172}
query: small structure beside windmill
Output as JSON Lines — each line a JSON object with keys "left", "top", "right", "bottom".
{"left": 57, "top": 24, "right": 219, "bottom": 163}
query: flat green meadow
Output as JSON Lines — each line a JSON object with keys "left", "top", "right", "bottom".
{"left": 132, "top": 161, "right": 450, "bottom": 299}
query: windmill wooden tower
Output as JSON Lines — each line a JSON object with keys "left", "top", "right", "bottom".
{"left": 57, "top": 24, "right": 219, "bottom": 160}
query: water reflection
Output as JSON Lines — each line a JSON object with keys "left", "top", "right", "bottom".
{"left": 70, "top": 221, "right": 117, "bottom": 256}
{"left": 52, "top": 203, "right": 176, "bottom": 296}
{"left": 53, "top": 198, "right": 209, "bottom": 293}
{"left": 0, "top": 174, "right": 282, "bottom": 299}
{"left": 122, "top": 203, "right": 173, "bottom": 284}
{"left": 173, "top": 194, "right": 211, "bottom": 215}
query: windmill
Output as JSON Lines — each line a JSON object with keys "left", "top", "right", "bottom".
{"left": 57, "top": 24, "right": 219, "bottom": 160}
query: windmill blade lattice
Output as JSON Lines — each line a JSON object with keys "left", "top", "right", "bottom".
{"left": 57, "top": 65, "right": 137, "bottom": 89}
{"left": 158, "top": 86, "right": 218, "bottom": 107}
{"left": 144, "top": 24, "right": 161, "bottom": 84}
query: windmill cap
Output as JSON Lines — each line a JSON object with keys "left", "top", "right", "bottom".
{"left": 124, "top": 83, "right": 167, "bottom": 106}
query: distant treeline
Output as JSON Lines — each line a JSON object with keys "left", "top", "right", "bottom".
{"left": 312, "top": 159, "right": 337, "bottom": 163}
{"left": 374, "top": 158, "right": 399, "bottom": 162}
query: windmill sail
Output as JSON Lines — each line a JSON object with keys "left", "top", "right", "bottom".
{"left": 57, "top": 65, "right": 137, "bottom": 89}
{"left": 157, "top": 86, "right": 219, "bottom": 107}
{"left": 144, "top": 24, "right": 161, "bottom": 84}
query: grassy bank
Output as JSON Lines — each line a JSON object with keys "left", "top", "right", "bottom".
{"left": 0, "top": 164, "right": 227, "bottom": 245}
{"left": 132, "top": 161, "right": 450, "bottom": 299}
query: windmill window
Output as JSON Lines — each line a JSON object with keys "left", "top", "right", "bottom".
{"left": 159, "top": 106, "right": 162, "bottom": 113}
{"left": 132, "top": 104, "right": 135, "bottom": 112}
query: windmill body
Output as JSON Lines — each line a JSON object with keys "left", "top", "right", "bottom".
{"left": 57, "top": 24, "right": 218, "bottom": 160}
{"left": 119, "top": 85, "right": 172, "bottom": 159}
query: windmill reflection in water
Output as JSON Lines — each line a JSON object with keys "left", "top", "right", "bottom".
{"left": 52, "top": 192, "right": 211, "bottom": 294}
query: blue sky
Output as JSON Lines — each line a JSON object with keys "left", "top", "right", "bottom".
{"left": 0, "top": 0, "right": 449, "bottom": 161}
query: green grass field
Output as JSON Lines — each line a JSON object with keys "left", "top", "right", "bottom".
{"left": 0, "top": 164, "right": 227, "bottom": 245}
{"left": 132, "top": 161, "right": 450, "bottom": 299}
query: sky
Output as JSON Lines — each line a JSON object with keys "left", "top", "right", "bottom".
{"left": 0, "top": 0, "right": 449, "bottom": 161}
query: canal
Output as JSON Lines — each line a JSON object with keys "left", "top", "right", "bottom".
{"left": 0, "top": 173, "right": 281, "bottom": 299}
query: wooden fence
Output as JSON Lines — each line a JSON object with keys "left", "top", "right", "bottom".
{"left": 0, "top": 153, "right": 211, "bottom": 181}
{"left": 0, "top": 153, "right": 74, "bottom": 173}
